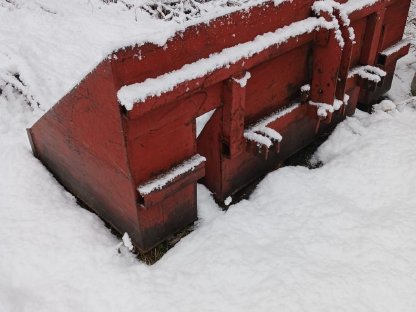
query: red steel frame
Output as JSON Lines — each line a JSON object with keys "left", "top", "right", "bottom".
{"left": 27, "top": 0, "right": 411, "bottom": 252}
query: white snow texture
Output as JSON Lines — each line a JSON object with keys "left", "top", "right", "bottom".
{"left": 1, "top": 0, "right": 416, "bottom": 311}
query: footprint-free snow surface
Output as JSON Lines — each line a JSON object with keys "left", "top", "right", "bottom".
{"left": 1, "top": 1, "right": 416, "bottom": 311}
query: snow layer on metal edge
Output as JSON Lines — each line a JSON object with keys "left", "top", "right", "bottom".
{"left": 244, "top": 103, "right": 300, "bottom": 147}
{"left": 348, "top": 65, "right": 387, "bottom": 83}
{"left": 381, "top": 38, "right": 411, "bottom": 56}
{"left": 137, "top": 154, "right": 206, "bottom": 195}
{"left": 341, "top": 0, "right": 379, "bottom": 15}
{"left": 118, "top": 17, "right": 335, "bottom": 110}
{"left": 309, "top": 95, "right": 349, "bottom": 118}
{"left": 312, "top": 0, "right": 355, "bottom": 42}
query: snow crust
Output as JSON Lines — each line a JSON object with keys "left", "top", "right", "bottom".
{"left": 117, "top": 17, "right": 335, "bottom": 110}
{"left": 140, "top": 0, "right": 288, "bottom": 23}
{"left": 137, "top": 154, "right": 206, "bottom": 195}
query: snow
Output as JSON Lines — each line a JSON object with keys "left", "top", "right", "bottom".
{"left": 341, "top": 0, "right": 379, "bottom": 15}
{"left": 388, "top": 54, "right": 416, "bottom": 102}
{"left": 244, "top": 103, "right": 299, "bottom": 147}
{"left": 196, "top": 109, "right": 216, "bottom": 137}
{"left": 121, "top": 233, "right": 134, "bottom": 251}
{"left": 244, "top": 130, "right": 276, "bottom": 148}
{"left": 140, "top": 0, "right": 288, "bottom": 23}
{"left": 233, "top": 71, "right": 252, "bottom": 88}
{"left": 310, "top": 95, "right": 350, "bottom": 118}
{"left": 309, "top": 101, "right": 335, "bottom": 117}
{"left": 117, "top": 17, "right": 335, "bottom": 110}
{"left": 381, "top": 38, "right": 411, "bottom": 56}
{"left": 311, "top": 0, "right": 346, "bottom": 48}
{"left": 1, "top": 1, "right": 416, "bottom": 311}
{"left": 348, "top": 65, "right": 387, "bottom": 83}
{"left": 0, "top": 0, "right": 167, "bottom": 112}
{"left": 224, "top": 196, "right": 233, "bottom": 206}
{"left": 300, "top": 84, "right": 310, "bottom": 92}
{"left": 387, "top": 0, "right": 416, "bottom": 102}
{"left": 137, "top": 154, "right": 206, "bottom": 195}
{"left": 332, "top": 98, "right": 344, "bottom": 110}
{"left": 309, "top": 96, "right": 347, "bottom": 118}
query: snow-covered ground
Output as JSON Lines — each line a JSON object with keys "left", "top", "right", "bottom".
{"left": 1, "top": 1, "right": 416, "bottom": 311}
